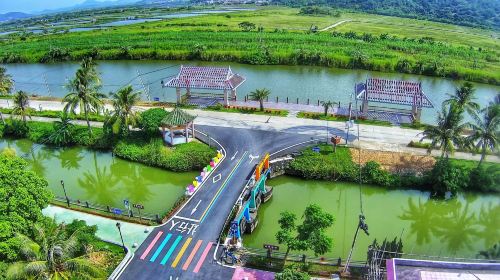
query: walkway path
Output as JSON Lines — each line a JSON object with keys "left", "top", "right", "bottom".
{"left": 319, "top": 19, "right": 352, "bottom": 31}
{"left": 1, "top": 99, "right": 498, "bottom": 163}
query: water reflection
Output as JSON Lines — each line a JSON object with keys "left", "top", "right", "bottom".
{"left": 112, "top": 160, "right": 155, "bottom": 204}
{"left": 57, "top": 148, "right": 84, "bottom": 170}
{"left": 78, "top": 153, "right": 119, "bottom": 206}
{"left": 434, "top": 201, "right": 478, "bottom": 253}
{"left": 476, "top": 203, "right": 500, "bottom": 247}
{"left": 399, "top": 197, "right": 440, "bottom": 245}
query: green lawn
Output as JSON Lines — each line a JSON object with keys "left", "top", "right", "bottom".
{"left": 205, "top": 104, "right": 288, "bottom": 117}
{"left": 297, "top": 111, "right": 393, "bottom": 126}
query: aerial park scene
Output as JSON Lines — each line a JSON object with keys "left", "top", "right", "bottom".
{"left": 0, "top": 1, "right": 499, "bottom": 280}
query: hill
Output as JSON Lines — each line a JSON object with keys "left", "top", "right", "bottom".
{"left": 0, "top": 12, "right": 32, "bottom": 22}
{"left": 270, "top": 0, "right": 500, "bottom": 29}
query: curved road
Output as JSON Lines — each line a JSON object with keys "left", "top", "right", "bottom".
{"left": 117, "top": 125, "right": 316, "bottom": 280}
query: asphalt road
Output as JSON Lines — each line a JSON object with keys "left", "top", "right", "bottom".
{"left": 117, "top": 125, "right": 316, "bottom": 280}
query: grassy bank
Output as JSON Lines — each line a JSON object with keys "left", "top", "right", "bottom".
{"left": 297, "top": 111, "right": 393, "bottom": 126}
{"left": 286, "top": 144, "right": 500, "bottom": 195}
{"left": 206, "top": 104, "right": 288, "bottom": 117}
{"left": 1, "top": 8, "right": 498, "bottom": 85}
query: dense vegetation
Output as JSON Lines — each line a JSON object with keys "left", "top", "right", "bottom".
{"left": 0, "top": 8, "right": 498, "bottom": 85}
{"left": 286, "top": 144, "right": 500, "bottom": 196}
{"left": 272, "top": 0, "right": 500, "bottom": 29}
{"left": 0, "top": 154, "right": 123, "bottom": 279}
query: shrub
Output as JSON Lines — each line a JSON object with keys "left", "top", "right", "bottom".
{"left": 2, "top": 119, "right": 29, "bottom": 138}
{"left": 424, "top": 158, "right": 469, "bottom": 197}
{"left": 361, "top": 161, "right": 394, "bottom": 186}
{"left": 139, "top": 108, "right": 167, "bottom": 136}
{"left": 468, "top": 165, "right": 500, "bottom": 193}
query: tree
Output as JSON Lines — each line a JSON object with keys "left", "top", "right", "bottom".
{"left": 0, "top": 155, "right": 52, "bottom": 261}
{"left": 0, "top": 66, "right": 13, "bottom": 95}
{"left": 296, "top": 204, "right": 334, "bottom": 256}
{"left": 320, "top": 101, "right": 334, "bottom": 116}
{"left": 12, "top": 91, "right": 31, "bottom": 123}
{"left": 109, "top": 85, "right": 141, "bottom": 135}
{"left": 52, "top": 112, "right": 75, "bottom": 146}
{"left": 238, "top": 21, "right": 256, "bottom": 32}
{"left": 467, "top": 107, "right": 499, "bottom": 166}
{"left": 139, "top": 108, "right": 168, "bottom": 136}
{"left": 275, "top": 211, "right": 300, "bottom": 263}
{"left": 275, "top": 267, "right": 310, "bottom": 280}
{"left": 444, "top": 82, "right": 479, "bottom": 116}
{"left": 6, "top": 221, "right": 105, "bottom": 279}
{"left": 420, "top": 103, "right": 467, "bottom": 157}
{"left": 477, "top": 243, "right": 500, "bottom": 260}
{"left": 425, "top": 157, "right": 468, "bottom": 197}
{"left": 249, "top": 88, "right": 271, "bottom": 111}
{"left": 63, "top": 57, "right": 104, "bottom": 136}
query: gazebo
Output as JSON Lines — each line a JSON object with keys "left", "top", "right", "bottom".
{"left": 356, "top": 78, "right": 433, "bottom": 122}
{"left": 161, "top": 107, "right": 196, "bottom": 146}
{"left": 163, "top": 65, "right": 246, "bottom": 106}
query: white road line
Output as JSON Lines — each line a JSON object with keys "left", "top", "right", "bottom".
{"left": 248, "top": 154, "right": 259, "bottom": 163}
{"left": 212, "top": 173, "right": 222, "bottom": 183}
{"left": 190, "top": 200, "right": 202, "bottom": 215}
{"left": 231, "top": 151, "right": 239, "bottom": 160}
{"left": 173, "top": 216, "right": 200, "bottom": 223}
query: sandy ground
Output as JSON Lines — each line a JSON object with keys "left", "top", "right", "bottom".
{"left": 350, "top": 148, "right": 436, "bottom": 174}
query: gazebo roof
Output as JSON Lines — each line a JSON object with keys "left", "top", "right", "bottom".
{"left": 163, "top": 65, "right": 246, "bottom": 90}
{"left": 356, "top": 78, "right": 433, "bottom": 108}
{"left": 161, "top": 107, "right": 196, "bottom": 127}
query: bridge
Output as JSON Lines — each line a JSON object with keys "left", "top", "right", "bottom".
{"left": 114, "top": 125, "right": 316, "bottom": 279}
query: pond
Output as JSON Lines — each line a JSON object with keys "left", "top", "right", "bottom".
{"left": 3, "top": 60, "right": 499, "bottom": 124}
{"left": 0, "top": 138, "right": 195, "bottom": 216}
{"left": 243, "top": 176, "right": 499, "bottom": 261}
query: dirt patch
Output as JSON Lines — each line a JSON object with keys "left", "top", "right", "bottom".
{"left": 350, "top": 148, "right": 435, "bottom": 174}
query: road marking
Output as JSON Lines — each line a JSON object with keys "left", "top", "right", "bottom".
{"left": 190, "top": 200, "right": 202, "bottom": 216}
{"left": 231, "top": 151, "right": 239, "bottom": 160}
{"left": 171, "top": 237, "right": 192, "bottom": 268}
{"left": 249, "top": 154, "right": 259, "bottom": 163}
{"left": 169, "top": 277, "right": 179, "bottom": 280}
{"left": 140, "top": 231, "right": 163, "bottom": 260}
{"left": 149, "top": 233, "right": 172, "bottom": 262}
{"left": 160, "top": 235, "right": 183, "bottom": 265}
{"left": 193, "top": 242, "right": 213, "bottom": 273}
{"left": 199, "top": 151, "right": 248, "bottom": 223}
{"left": 173, "top": 216, "right": 200, "bottom": 223}
{"left": 182, "top": 240, "right": 203, "bottom": 271}
{"left": 212, "top": 173, "right": 222, "bottom": 183}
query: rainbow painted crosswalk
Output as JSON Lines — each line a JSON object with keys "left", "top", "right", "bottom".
{"left": 138, "top": 231, "right": 213, "bottom": 273}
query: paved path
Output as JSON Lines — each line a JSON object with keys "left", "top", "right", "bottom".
{"left": 1, "top": 99, "right": 498, "bottom": 163}
{"left": 319, "top": 19, "right": 352, "bottom": 31}
{"left": 116, "top": 126, "right": 315, "bottom": 279}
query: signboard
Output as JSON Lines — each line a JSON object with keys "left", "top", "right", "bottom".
{"left": 153, "top": 97, "right": 160, "bottom": 101}
{"left": 312, "top": 146, "right": 320, "bottom": 153}
{"left": 331, "top": 136, "right": 341, "bottom": 145}
{"left": 263, "top": 244, "right": 279, "bottom": 251}
{"left": 112, "top": 208, "right": 123, "bottom": 215}
{"left": 133, "top": 203, "right": 144, "bottom": 209}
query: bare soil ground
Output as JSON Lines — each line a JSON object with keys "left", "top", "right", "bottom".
{"left": 350, "top": 148, "right": 435, "bottom": 174}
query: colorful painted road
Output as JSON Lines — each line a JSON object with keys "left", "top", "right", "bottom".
{"left": 117, "top": 125, "right": 318, "bottom": 279}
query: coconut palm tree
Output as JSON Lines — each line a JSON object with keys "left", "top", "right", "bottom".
{"left": 109, "top": 85, "right": 141, "bottom": 135}
{"left": 52, "top": 112, "right": 75, "bottom": 146}
{"left": 467, "top": 107, "right": 499, "bottom": 166}
{"left": 0, "top": 66, "right": 13, "bottom": 95}
{"left": 420, "top": 103, "right": 467, "bottom": 157}
{"left": 320, "top": 100, "right": 334, "bottom": 116}
{"left": 478, "top": 243, "right": 500, "bottom": 260}
{"left": 12, "top": 90, "right": 31, "bottom": 123}
{"left": 6, "top": 222, "right": 105, "bottom": 280}
{"left": 63, "top": 57, "right": 104, "bottom": 136}
{"left": 444, "top": 82, "right": 479, "bottom": 116}
{"left": 249, "top": 88, "right": 271, "bottom": 111}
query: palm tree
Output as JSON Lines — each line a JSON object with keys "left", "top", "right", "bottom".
{"left": 467, "top": 107, "right": 499, "bottom": 165}
{"left": 320, "top": 100, "right": 334, "bottom": 116}
{"left": 444, "top": 82, "right": 479, "bottom": 116}
{"left": 63, "top": 57, "right": 104, "bottom": 136}
{"left": 0, "top": 66, "right": 13, "bottom": 95}
{"left": 249, "top": 88, "right": 271, "bottom": 111}
{"left": 478, "top": 243, "right": 500, "bottom": 260}
{"left": 6, "top": 222, "right": 105, "bottom": 279}
{"left": 12, "top": 90, "right": 31, "bottom": 123}
{"left": 109, "top": 85, "right": 141, "bottom": 135}
{"left": 420, "top": 104, "right": 467, "bottom": 157}
{"left": 52, "top": 112, "right": 75, "bottom": 146}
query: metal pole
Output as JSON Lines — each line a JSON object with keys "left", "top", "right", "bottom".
{"left": 60, "top": 180, "right": 70, "bottom": 207}
{"left": 344, "top": 223, "right": 360, "bottom": 273}
{"left": 116, "top": 222, "right": 126, "bottom": 253}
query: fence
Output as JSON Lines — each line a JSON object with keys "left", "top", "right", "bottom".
{"left": 53, "top": 196, "right": 162, "bottom": 223}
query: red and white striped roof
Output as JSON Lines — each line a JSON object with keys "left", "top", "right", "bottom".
{"left": 164, "top": 65, "right": 245, "bottom": 91}
{"left": 356, "top": 78, "right": 433, "bottom": 108}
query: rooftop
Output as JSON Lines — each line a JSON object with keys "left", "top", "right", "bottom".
{"left": 163, "top": 65, "right": 246, "bottom": 91}
{"left": 161, "top": 107, "right": 196, "bottom": 127}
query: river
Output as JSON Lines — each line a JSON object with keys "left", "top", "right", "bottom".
{"left": 243, "top": 176, "right": 499, "bottom": 262}
{"left": 0, "top": 138, "right": 194, "bottom": 216}
{"left": 3, "top": 61, "right": 499, "bottom": 124}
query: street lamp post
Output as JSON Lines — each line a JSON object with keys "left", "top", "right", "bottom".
{"left": 343, "top": 214, "right": 369, "bottom": 274}
{"left": 60, "top": 180, "right": 70, "bottom": 208}
{"left": 116, "top": 222, "right": 127, "bottom": 253}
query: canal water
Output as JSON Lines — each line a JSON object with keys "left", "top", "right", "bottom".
{"left": 243, "top": 176, "right": 500, "bottom": 262}
{"left": 3, "top": 61, "right": 499, "bottom": 124}
{"left": 0, "top": 138, "right": 194, "bottom": 215}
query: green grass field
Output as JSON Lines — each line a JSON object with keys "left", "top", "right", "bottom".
{"left": 1, "top": 7, "right": 499, "bottom": 84}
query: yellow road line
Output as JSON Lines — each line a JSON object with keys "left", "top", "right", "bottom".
{"left": 199, "top": 151, "right": 248, "bottom": 222}
{"left": 171, "top": 237, "right": 192, "bottom": 268}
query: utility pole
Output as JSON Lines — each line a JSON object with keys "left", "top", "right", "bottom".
{"left": 343, "top": 214, "right": 369, "bottom": 274}
{"left": 43, "top": 74, "right": 51, "bottom": 97}
{"left": 137, "top": 70, "right": 150, "bottom": 101}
